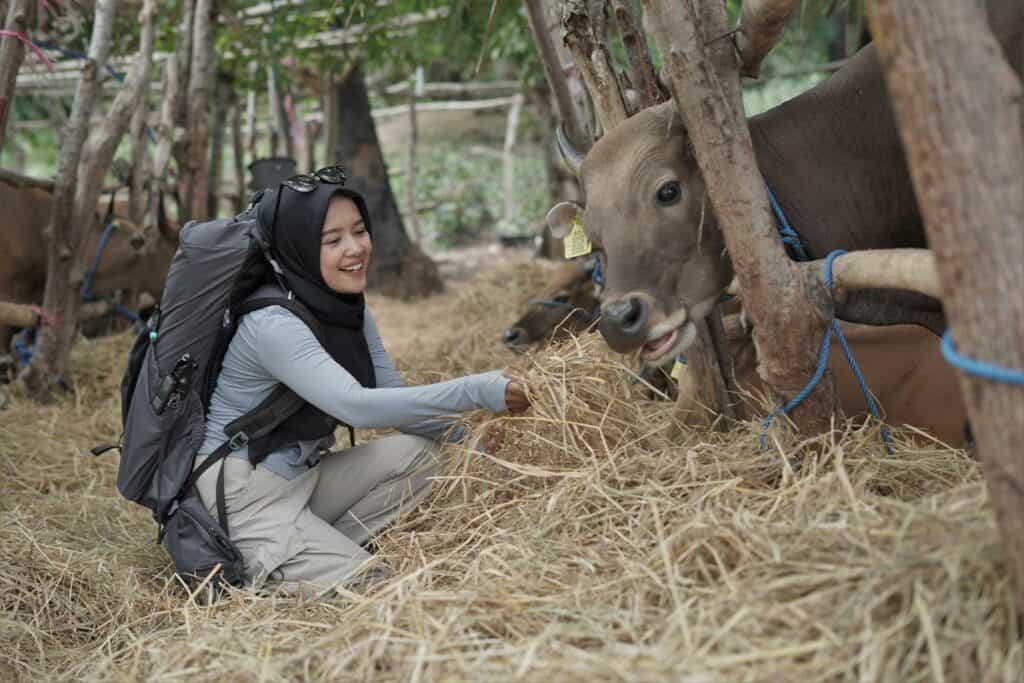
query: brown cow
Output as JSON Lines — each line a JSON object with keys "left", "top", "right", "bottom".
{"left": 0, "top": 171, "right": 178, "bottom": 352}
{"left": 684, "top": 319, "right": 969, "bottom": 447}
{"left": 502, "top": 259, "right": 599, "bottom": 349}
{"left": 505, "top": 262, "right": 966, "bottom": 444}
{"left": 502, "top": 257, "right": 678, "bottom": 399}
{"left": 549, "top": 0, "right": 1022, "bottom": 361}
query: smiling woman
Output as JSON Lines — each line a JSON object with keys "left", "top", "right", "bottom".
{"left": 190, "top": 171, "right": 531, "bottom": 596}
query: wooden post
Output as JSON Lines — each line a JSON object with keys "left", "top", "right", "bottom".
{"left": 524, "top": 0, "right": 591, "bottom": 147}
{"left": 405, "top": 69, "right": 422, "bottom": 243}
{"left": 322, "top": 72, "right": 338, "bottom": 165}
{"left": 183, "top": 0, "right": 216, "bottom": 222}
{"left": 245, "top": 63, "right": 257, "bottom": 161}
{"left": 266, "top": 62, "right": 291, "bottom": 158}
{"left": 127, "top": 97, "right": 151, "bottom": 226}
{"left": 610, "top": 0, "right": 663, "bottom": 113}
{"left": 502, "top": 93, "right": 525, "bottom": 234}
{"left": 641, "top": 0, "right": 833, "bottom": 432}
{"left": 150, "top": 35, "right": 184, "bottom": 235}
{"left": 736, "top": 0, "right": 799, "bottom": 78}
{"left": 21, "top": 0, "right": 137, "bottom": 396}
{"left": 866, "top": 0, "right": 1024, "bottom": 616}
{"left": 561, "top": 0, "right": 628, "bottom": 131}
{"left": 231, "top": 89, "right": 246, "bottom": 211}
{"left": 0, "top": 0, "right": 31, "bottom": 153}
{"left": 206, "top": 71, "right": 231, "bottom": 218}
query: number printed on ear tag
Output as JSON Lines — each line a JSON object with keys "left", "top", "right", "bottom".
{"left": 563, "top": 215, "right": 592, "bottom": 259}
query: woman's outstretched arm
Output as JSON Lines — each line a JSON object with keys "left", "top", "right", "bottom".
{"left": 253, "top": 306, "right": 509, "bottom": 430}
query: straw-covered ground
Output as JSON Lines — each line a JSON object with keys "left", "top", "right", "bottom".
{"left": 1, "top": 256, "right": 1020, "bottom": 682}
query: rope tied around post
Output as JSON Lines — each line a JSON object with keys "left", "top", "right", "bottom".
{"left": 941, "top": 331, "right": 1024, "bottom": 385}
{"left": 759, "top": 249, "right": 893, "bottom": 453}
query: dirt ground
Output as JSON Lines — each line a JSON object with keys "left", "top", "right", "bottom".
{"left": 0, "top": 256, "right": 1019, "bottom": 682}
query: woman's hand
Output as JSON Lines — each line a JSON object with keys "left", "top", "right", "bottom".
{"left": 502, "top": 371, "right": 531, "bottom": 413}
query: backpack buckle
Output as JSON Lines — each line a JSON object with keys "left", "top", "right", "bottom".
{"left": 227, "top": 431, "right": 249, "bottom": 451}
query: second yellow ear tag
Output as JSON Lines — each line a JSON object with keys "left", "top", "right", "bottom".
{"left": 670, "top": 359, "right": 684, "bottom": 380}
{"left": 563, "top": 215, "right": 592, "bottom": 259}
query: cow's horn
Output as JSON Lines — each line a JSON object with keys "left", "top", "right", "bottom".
{"left": 555, "top": 124, "right": 585, "bottom": 177}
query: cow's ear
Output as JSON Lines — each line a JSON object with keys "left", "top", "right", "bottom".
{"left": 545, "top": 201, "right": 583, "bottom": 239}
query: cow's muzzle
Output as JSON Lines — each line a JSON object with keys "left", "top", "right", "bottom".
{"left": 599, "top": 296, "right": 649, "bottom": 352}
{"left": 502, "top": 326, "right": 527, "bottom": 350}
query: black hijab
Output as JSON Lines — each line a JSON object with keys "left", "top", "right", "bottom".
{"left": 250, "top": 183, "right": 377, "bottom": 456}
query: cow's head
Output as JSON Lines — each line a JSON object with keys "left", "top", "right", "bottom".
{"left": 550, "top": 102, "right": 732, "bottom": 366}
{"left": 502, "top": 259, "right": 600, "bottom": 350}
{"left": 80, "top": 193, "right": 179, "bottom": 299}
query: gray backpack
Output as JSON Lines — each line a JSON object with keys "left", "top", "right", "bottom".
{"left": 105, "top": 200, "right": 320, "bottom": 588}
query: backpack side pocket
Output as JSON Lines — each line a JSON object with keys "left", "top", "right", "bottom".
{"left": 162, "top": 492, "right": 246, "bottom": 588}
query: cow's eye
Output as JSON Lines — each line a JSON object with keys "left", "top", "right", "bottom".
{"left": 656, "top": 181, "right": 682, "bottom": 206}
{"left": 553, "top": 293, "right": 571, "bottom": 304}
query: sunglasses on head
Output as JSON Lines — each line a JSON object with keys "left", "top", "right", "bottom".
{"left": 270, "top": 165, "right": 349, "bottom": 241}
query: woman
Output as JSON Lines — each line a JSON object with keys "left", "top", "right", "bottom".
{"left": 194, "top": 171, "right": 530, "bottom": 594}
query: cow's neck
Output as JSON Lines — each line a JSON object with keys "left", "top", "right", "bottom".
{"left": 747, "top": 44, "right": 925, "bottom": 258}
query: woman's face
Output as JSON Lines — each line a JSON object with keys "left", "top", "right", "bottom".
{"left": 320, "top": 196, "right": 372, "bottom": 294}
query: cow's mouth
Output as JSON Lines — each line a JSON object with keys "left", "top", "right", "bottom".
{"left": 641, "top": 321, "right": 697, "bottom": 364}
{"left": 638, "top": 295, "right": 719, "bottom": 364}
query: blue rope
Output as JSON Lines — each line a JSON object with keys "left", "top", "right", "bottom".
{"left": 79, "top": 219, "right": 140, "bottom": 324}
{"left": 13, "top": 328, "right": 35, "bottom": 368}
{"left": 941, "top": 331, "right": 1024, "bottom": 385}
{"left": 30, "top": 39, "right": 157, "bottom": 143}
{"left": 766, "top": 184, "right": 809, "bottom": 261}
{"left": 591, "top": 255, "right": 603, "bottom": 287}
{"left": 759, "top": 249, "right": 893, "bottom": 453}
{"left": 80, "top": 220, "right": 118, "bottom": 303}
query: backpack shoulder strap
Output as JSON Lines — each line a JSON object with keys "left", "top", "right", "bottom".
{"left": 235, "top": 296, "right": 325, "bottom": 345}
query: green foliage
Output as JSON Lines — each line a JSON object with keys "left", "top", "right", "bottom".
{"left": 387, "top": 139, "right": 549, "bottom": 249}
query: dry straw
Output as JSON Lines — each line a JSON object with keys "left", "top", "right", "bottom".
{"left": 0, "top": 257, "right": 1019, "bottom": 682}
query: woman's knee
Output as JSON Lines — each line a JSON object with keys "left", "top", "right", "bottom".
{"left": 390, "top": 433, "right": 439, "bottom": 473}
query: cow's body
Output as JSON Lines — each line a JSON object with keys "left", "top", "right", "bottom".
{"left": 563, "top": 0, "right": 1023, "bottom": 363}
{"left": 678, "top": 321, "right": 969, "bottom": 447}
{"left": 0, "top": 172, "right": 176, "bottom": 351}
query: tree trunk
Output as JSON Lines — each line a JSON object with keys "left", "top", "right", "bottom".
{"left": 331, "top": 63, "right": 442, "bottom": 299}
{"left": 501, "top": 93, "right": 524, "bottom": 233}
{"left": 0, "top": 0, "right": 31, "bottom": 153}
{"left": 20, "top": 0, "right": 121, "bottom": 397}
{"left": 866, "top": 0, "right": 1024, "bottom": 616}
{"left": 182, "top": 0, "right": 216, "bottom": 223}
{"left": 405, "top": 74, "right": 421, "bottom": 243}
{"left": 127, "top": 97, "right": 150, "bottom": 225}
{"left": 533, "top": 87, "right": 577, "bottom": 259}
{"left": 266, "top": 62, "right": 292, "bottom": 159}
{"left": 642, "top": 0, "right": 834, "bottom": 433}
{"left": 524, "top": 0, "right": 592, "bottom": 148}
{"left": 562, "top": 0, "right": 628, "bottom": 132}
{"left": 150, "top": 46, "right": 182, "bottom": 232}
{"left": 245, "top": 64, "right": 257, "bottom": 161}
{"left": 322, "top": 73, "right": 338, "bottom": 165}
{"left": 610, "top": 0, "right": 662, "bottom": 112}
{"left": 206, "top": 71, "right": 231, "bottom": 218}
{"left": 231, "top": 88, "right": 246, "bottom": 212}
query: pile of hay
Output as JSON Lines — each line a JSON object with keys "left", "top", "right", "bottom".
{"left": 1, "top": 257, "right": 1019, "bottom": 682}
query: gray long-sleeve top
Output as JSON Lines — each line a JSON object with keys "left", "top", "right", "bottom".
{"left": 198, "top": 304, "right": 509, "bottom": 479}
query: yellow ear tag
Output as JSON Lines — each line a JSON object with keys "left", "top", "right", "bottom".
{"left": 563, "top": 214, "right": 592, "bottom": 259}
{"left": 670, "top": 359, "right": 684, "bottom": 380}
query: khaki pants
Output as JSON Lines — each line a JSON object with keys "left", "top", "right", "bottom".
{"left": 195, "top": 433, "right": 438, "bottom": 595}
